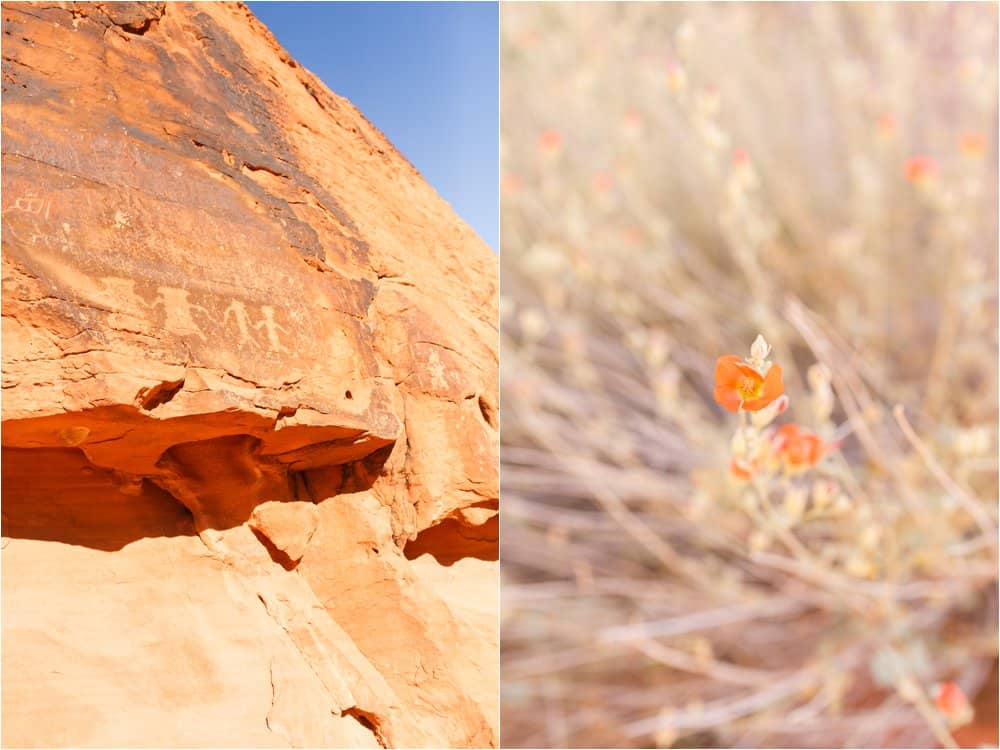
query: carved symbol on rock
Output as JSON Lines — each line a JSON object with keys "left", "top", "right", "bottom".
{"left": 254, "top": 306, "right": 290, "bottom": 353}
{"left": 150, "top": 287, "right": 209, "bottom": 342}
{"left": 427, "top": 348, "right": 449, "bottom": 390}
{"left": 96, "top": 277, "right": 150, "bottom": 314}
{"left": 223, "top": 300, "right": 255, "bottom": 348}
{"left": 223, "top": 301, "right": 290, "bottom": 353}
{"left": 4, "top": 193, "right": 52, "bottom": 220}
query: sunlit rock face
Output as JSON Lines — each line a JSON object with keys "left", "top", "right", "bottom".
{"left": 1, "top": 3, "right": 498, "bottom": 746}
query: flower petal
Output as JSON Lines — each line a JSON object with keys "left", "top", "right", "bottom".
{"left": 714, "top": 385, "right": 742, "bottom": 412}
{"left": 729, "top": 458, "right": 755, "bottom": 482}
{"left": 742, "top": 363, "right": 783, "bottom": 411}
{"left": 714, "top": 355, "right": 745, "bottom": 388}
{"left": 761, "top": 362, "right": 784, "bottom": 400}
{"left": 807, "top": 435, "right": 826, "bottom": 465}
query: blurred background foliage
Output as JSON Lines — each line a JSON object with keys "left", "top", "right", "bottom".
{"left": 500, "top": 3, "right": 998, "bottom": 747}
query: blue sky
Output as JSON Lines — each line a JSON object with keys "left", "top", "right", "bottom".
{"left": 248, "top": 2, "right": 498, "bottom": 251}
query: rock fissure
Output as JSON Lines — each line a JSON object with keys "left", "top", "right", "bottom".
{"left": 241, "top": 160, "right": 288, "bottom": 178}
{"left": 265, "top": 659, "right": 278, "bottom": 735}
{"left": 341, "top": 707, "right": 389, "bottom": 749}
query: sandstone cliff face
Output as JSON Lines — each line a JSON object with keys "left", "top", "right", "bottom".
{"left": 1, "top": 3, "right": 498, "bottom": 747}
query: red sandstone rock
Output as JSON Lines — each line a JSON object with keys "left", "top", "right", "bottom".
{"left": 249, "top": 500, "right": 318, "bottom": 566}
{"left": 1, "top": 2, "right": 498, "bottom": 747}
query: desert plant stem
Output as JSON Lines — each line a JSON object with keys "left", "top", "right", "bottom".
{"left": 893, "top": 404, "right": 995, "bottom": 538}
{"left": 897, "top": 674, "right": 960, "bottom": 749}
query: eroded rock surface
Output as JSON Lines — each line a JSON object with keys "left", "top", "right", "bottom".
{"left": 1, "top": 2, "right": 498, "bottom": 747}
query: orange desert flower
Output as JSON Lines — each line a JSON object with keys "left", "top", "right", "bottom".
{"left": 877, "top": 113, "right": 897, "bottom": 139}
{"left": 623, "top": 108, "right": 643, "bottom": 135}
{"left": 714, "top": 355, "right": 784, "bottom": 413}
{"left": 771, "top": 424, "right": 826, "bottom": 473}
{"left": 538, "top": 130, "right": 563, "bottom": 154}
{"left": 959, "top": 132, "right": 986, "bottom": 158}
{"left": 592, "top": 171, "right": 615, "bottom": 193}
{"left": 935, "top": 682, "right": 973, "bottom": 727}
{"left": 904, "top": 155, "right": 936, "bottom": 185}
{"left": 729, "top": 457, "right": 757, "bottom": 482}
{"left": 730, "top": 148, "right": 758, "bottom": 190}
{"left": 501, "top": 173, "right": 524, "bottom": 195}
{"left": 666, "top": 59, "right": 685, "bottom": 92}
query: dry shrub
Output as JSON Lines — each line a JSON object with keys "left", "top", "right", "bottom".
{"left": 500, "top": 3, "right": 998, "bottom": 747}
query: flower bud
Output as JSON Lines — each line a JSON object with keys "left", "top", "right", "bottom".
{"left": 666, "top": 59, "right": 685, "bottom": 92}
{"left": 622, "top": 108, "right": 643, "bottom": 137}
{"left": 538, "top": 129, "right": 563, "bottom": 155}
{"left": 748, "top": 530, "right": 770, "bottom": 553}
{"left": 956, "top": 426, "right": 990, "bottom": 457}
{"left": 750, "top": 334, "right": 771, "bottom": 361}
{"left": 807, "top": 363, "right": 831, "bottom": 390}
{"left": 674, "top": 20, "right": 696, "bottom": 57}
{"left": 654, "top": 723, "right": 678, "bottom": 749}
{"left": 831, "top": 493, "right": 852, "bottom": 515}
{"left": 877, "top": 113, "right": 897, "bottom": 140}
{"left": 845, "top": 553, "right": 875, "bottom": 579}
{"left": 959, "top": 132, "right": 986, "bottom": 159}
{"left": 905, "top": 155, "right": 937, "bottom": 186}
{"left": 645, "top": 330, "right": 670, "bottom": 369}
{"left": 896, "top": 675, "right": 921, "bottom": 702}
{"left": 697, "top": 86, "right": 721, "bottom": 117}
{"left": 812, "top": 388, "right": 834, "bottom": 424}
{"left": 812, "top": 480, "right": 837, "bottom": 510}
{"left": 729, "top": 458, "right": 755, "bottom": 483}
{"left": 807, "top": 363, "right": 835, "bottom": 422}
{"left": 859, "top": 525, "right": 881, "bottom": 551}
{"left": 519, "top": 308, "right": 549, "bottom": 342}
{"left": 783, "top": 486, "right": 808, "bottom": 523}
{"left": 654, "top": 368, "right": 680, "bottom": 413}
{"left": 730, "top": 148, "right": 758, "bottom": 189}
{"left": 699, "top": 120, "right": 729, "bottom": 151}
{"left": 935, "top": 682, "right": 974, "bottom": 728}
{"left": 751, "top": 393, "right": 789, "bottom": 429}
{"left": 690, "top": 637, "right": 714, "bottom": 667}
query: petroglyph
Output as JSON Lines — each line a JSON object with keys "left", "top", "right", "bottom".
{"left": 2, "top": 196, "right": 64, "bottom": 251}
{"left": 3, "top": 192, "right": 53, "bottom": 220}
{"left": 223, "top": 300, "right": 255, "bottom": 347}
{"left": 99, "top": 277, "right": 151, "bottom": 314}
{"left": 28, "top": 232, "right": 66, "bottom": 249}
{"left": 427, "top": 348, "right": 449, "bottom": 391}
{"left": 254, "top": 306, "right": 290, "bottom": 354}
{"left": 3, "top": 196, "right": 299, "bottom": 356}
{"left": 149, "top": 288, "right": 210, "bottom": 343}
{"left": 224, "top": 301, "right": 293, "bottom": 353}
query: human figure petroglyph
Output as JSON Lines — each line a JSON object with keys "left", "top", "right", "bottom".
{"left": 426, "top": 348, "right": 449, "bottom": 391}
{"left": 149, "top": 287, "right": 209, "bottom": 342}
{"left": 223, "top": 300, "right": 255, "bottom": 347}
{"left": 253, "top": 306, "right": 290, "bottom": 353}
{"left": 98, "top": 277, "right": 152, "bottom": 314}
{"left": 224, "top": 301, "right": 293, "bottom": 353}
{"left": 6, "top": 229, "right": 291, "bottom": 352}
{"left": 28, "top": 232, "right": 63, "bottom": 249}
